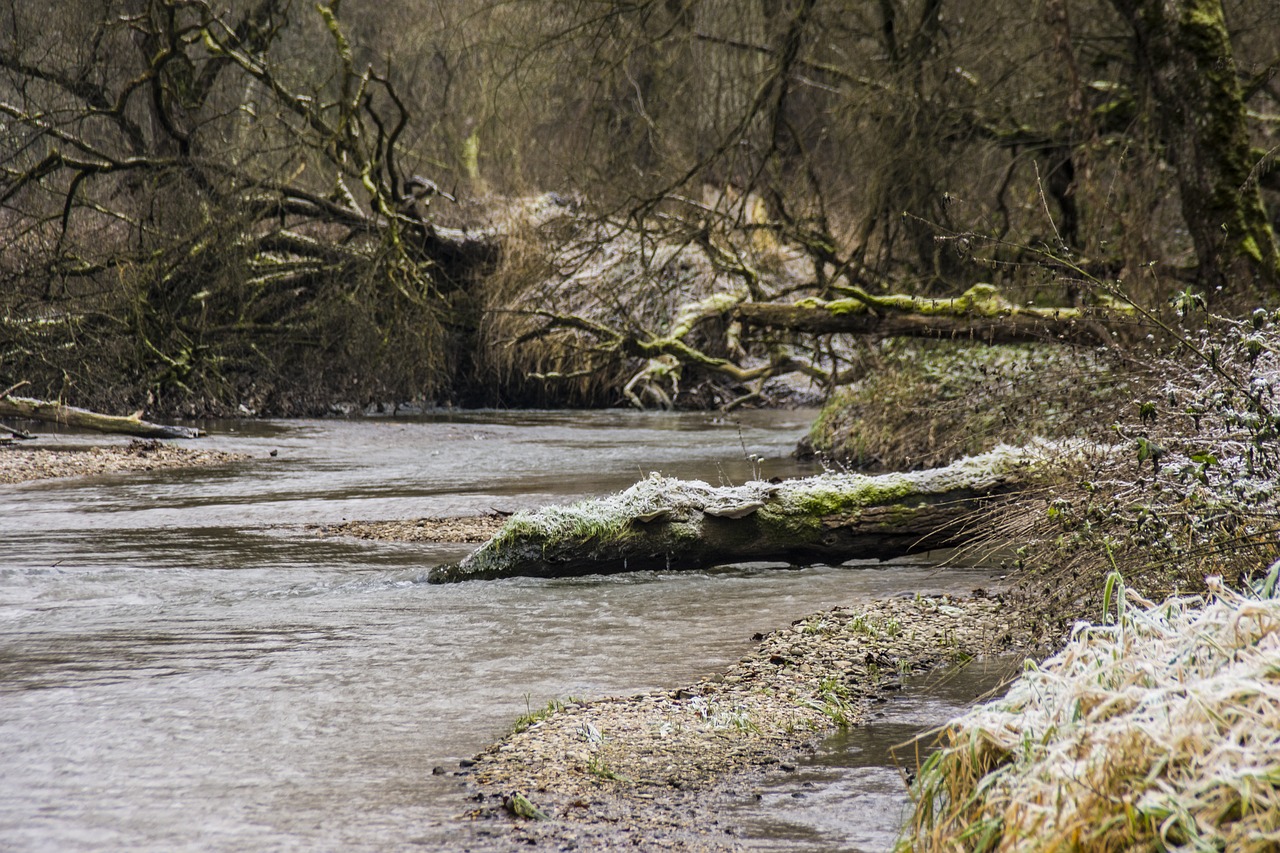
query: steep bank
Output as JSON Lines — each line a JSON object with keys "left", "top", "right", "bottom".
{"left": 800, "top": 340, "right": 1138, "bottom": 472}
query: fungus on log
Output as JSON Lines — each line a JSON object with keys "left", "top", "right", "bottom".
{"left": 428, "top": 445, "right": 1049, "bottom": 582}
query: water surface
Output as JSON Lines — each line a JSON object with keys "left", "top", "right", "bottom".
{"left": 0, "top": 411, "right": 999, "bottom": 851}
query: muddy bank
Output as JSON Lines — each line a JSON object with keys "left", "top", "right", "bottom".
{"left": 453, "top": 592, "right": 1039, "bottom": 851}
{"left": 0, "top": 439, "right": 250, "bottom": 485}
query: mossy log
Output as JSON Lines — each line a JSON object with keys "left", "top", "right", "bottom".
{"left": 428, "top": 446, "right": 1045, "bottom": 583}
{"left": 734, "top": 284, "right": 1132, "bottom": 345}
{"left": 0, "top": 395, "right": 204, "bottom": 439}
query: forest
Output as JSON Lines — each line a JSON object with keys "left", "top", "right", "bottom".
{"left": 5, "top": 3, "right": 1280, "bottom": 848}
{"left": 2, "top": 0, "right": 1276, "bottom": 416}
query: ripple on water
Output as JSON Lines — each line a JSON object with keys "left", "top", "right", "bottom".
{"left": 733, "top": 657, "right": 1021, "bottom": 852}
{"left": 0, "top": 411, "right": 1004, "bottom": 852}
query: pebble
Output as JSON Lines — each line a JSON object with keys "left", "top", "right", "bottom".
{"left": 455, "top": 594, "right": 1037, "bottom": 850}
{"left": 312, "top": 513, "right": 508, "bottom": 543}
{"left": 0, "top": 441, "right": 249, "bottom": 484}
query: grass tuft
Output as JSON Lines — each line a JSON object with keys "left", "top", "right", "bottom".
{"left": 903, "top": 573, "right": 1280, "bottom": 851}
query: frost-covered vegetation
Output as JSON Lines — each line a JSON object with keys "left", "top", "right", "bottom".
{"left": 902, "top": 311, "right": 1280, "bottom": 849}
{"left": 905, "top": 573, "right": 1280, "bottom": 851}
{"left": 1010, "top": 310, "right": 1280, "bottom": 629}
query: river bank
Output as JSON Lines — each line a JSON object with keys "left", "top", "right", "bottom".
{"left": 451, "top": 591, "right": 1041, "bottom": 851}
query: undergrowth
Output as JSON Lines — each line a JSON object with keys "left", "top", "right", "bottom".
{"left": 1001, "top": 306, "right": 1280, "bottom": 637}
{"left": 803, "top": 339, "right": 1139, "bottom": 471}
{"left": 903, "top": 571, "right": 1280, "bottom": 851}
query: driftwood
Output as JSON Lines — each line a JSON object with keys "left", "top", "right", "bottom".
{"left": 0, "top": 396, "right": 204, "bottom": 439}
{"left": 428, "top": 446, "right": 1047, "bottom": 583}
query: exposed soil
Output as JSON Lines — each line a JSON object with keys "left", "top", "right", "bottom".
{"left": 0, "top": 439, "right": 250, "bottom": 485}
{"left": 448, "top": 592, "right": 1041, "bottom": 851}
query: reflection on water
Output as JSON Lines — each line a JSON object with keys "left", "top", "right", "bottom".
{"left": 0, "top": 411, "right": 1002, "bottom": 851}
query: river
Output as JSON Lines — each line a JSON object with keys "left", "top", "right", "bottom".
{"left": 0, "top": 411, "right": 1001, "bottom": 851}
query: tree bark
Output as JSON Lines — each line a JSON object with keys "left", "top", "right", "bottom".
{"left": 1109, "top": 0, "right": 1279, "bottom": 290}
{"left": 733, "top": 283, "right": 1130, "bottom": 345}
{"left": 428, "top": 446, "right": 1043, "bottom": 582}
{"left": 0, "top": 396, "right": 204, "bottom": 439}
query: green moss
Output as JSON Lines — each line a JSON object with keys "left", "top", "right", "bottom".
{"left": 789, "top": 475, "right": 917, "bottom": 515}
{"left": 1241, "top": 234, "right": 1263, "bottom": 264}
{"left": 820, "top": 298, "right": 868, "bottom": 317}
{"left": 484, "top": 501, "right": 637, "bottom": 554}
{"left": 755, "top": 504, "right": 822, "bottom": 538}
{"left": 806, "top": 340, "right": 1135, "bottom": 471}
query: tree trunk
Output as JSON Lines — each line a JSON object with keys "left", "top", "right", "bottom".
{"left": 1110, "top": 0, "right": 1279, "bottom": 290}
{"left": 428, "top": 446, "right": 1044, "bottom": 582}
{"left": 0, "top": 396, "right": 204, "bottom": 439}
{"left": 733, "top": 283, "right": 1128, "bottom": 345}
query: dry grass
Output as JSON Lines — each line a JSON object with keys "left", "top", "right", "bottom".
{"left": 473, "top": 195, "right": 811, "bottom": 407}
{"left": 904, "top": 572, "right": 1280, "bottom": 851}
{"left": 804, "top": 339, "right": 1142, "bottom": 472}
{"left": 1001, "top": 315, "right": 1280, "bottom": 637}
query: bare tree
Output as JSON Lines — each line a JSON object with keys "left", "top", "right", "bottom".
{"left": 0, "top": 0, "right": 492, "bottom": 413}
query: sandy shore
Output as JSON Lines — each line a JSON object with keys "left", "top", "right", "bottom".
{"left": 450, "top": 592, "right": 1040, "bottom": 851}
{"left": 0, "top": 439, "right": 250, "bottom": 484}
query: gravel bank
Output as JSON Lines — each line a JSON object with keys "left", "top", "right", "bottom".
{"left": 0, "top": 439, "right": 250, "bottom": 484}
{"left": 453, "top": 592, "right": 1039, "bottom": 851}
{"left": 312, "top": 514, "right": 509, "bottom": 543}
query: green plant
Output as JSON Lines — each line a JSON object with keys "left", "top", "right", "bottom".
{"left": 586, "top": 753, "right": 631, "bottom": 782}
{"left": 800, "top": 676, "right": 857, "bottom": 727}
{"left": 512, "top": 696, "right": 566, "bottom": 733}
{"left": 800, "top": 615, "right": 836, "bottom": 635}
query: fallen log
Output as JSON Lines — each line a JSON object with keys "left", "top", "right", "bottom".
{"left": 0, "top": 395, "right": 205, "bottom": 439}
{"left": 733, "top": 283, "right": 1136, "bottom": 346}
{"left": 428, "top": 445, "right": 1050, "bottom": 583}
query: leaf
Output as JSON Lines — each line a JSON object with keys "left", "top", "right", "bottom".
{"left": 504, "top": 791, "right": 549, "bottom": 821}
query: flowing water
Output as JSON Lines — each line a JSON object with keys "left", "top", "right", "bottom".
{"left": 734, "top": 657, "right": 1020, "bottom": 852}
{"left": 0, "top": 411, "right": 1002, "bottom": 851}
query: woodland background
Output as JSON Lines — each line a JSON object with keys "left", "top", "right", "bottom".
{"left": 1, "top": 0, "right": 1277, "bottom": 414}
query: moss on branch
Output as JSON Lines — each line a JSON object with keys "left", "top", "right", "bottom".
{"left": 736, "top": 284, "right": 1134, "bottom": 345}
